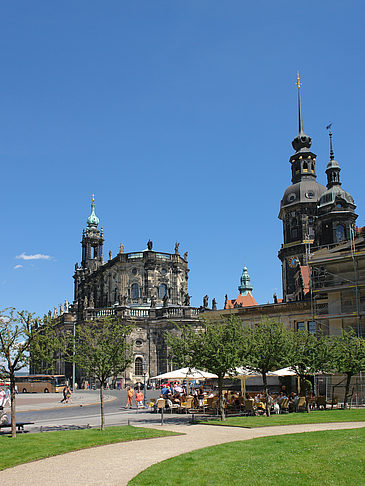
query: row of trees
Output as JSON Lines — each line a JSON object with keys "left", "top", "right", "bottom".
{"left": 0, "top": 309, "right": 133, "bottom": 436}
{"left": 167, "top": 316, "right": 365, "bottom": 419}
{"left": 1, "top": 307, "right": 364, "bottom": 433}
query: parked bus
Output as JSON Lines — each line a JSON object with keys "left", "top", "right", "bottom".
{"left": 15, "top": 375, "right": 67, "bottom": 393}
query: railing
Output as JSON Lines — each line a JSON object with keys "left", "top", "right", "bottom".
{"left": 84, "top": 305, "right": 201, "bottom": 321}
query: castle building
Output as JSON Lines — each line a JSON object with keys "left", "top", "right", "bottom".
{"left": 278, "top": 75, "right": 357, "bottom": 301}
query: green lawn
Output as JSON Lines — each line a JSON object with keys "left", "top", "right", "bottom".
{"left": 0, "top": 426, "right": 179, "bottom": 471}
{"left": 130, "top": 428, "right": 365, "bottom": 486}
{"left": 198, "top": 409, "right": 365, "bottom": 428}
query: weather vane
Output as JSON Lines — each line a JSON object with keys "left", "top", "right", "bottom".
{"left": 296, "top": 71, "right": 301, "bottom": 89}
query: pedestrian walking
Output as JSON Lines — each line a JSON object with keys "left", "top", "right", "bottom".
{"left": 3, "top": 387, "right": 10, "bottom": 407}
{"left": 66, "top": 385, "right": 72, "bottom": 403}
{"left": 60, "top": 385, "right": 68, "bottom": 403}
{"left": 125, "top": 386, "right": 134, "bottom": 408}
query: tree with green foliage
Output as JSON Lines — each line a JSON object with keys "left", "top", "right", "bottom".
{"left": 286, "top": 330, "right": 328, "bottom": 412}
{"left": 0, "top": 308, "right": 61, "bottom": 438}
{"left": 328, "top": 329, "right": 365, "bottom": 409}
{"left": 72, "top": 318, "right": 133, "bottom": 430}
{"left": 244, "top": 318, "right": 290, "bottom": 416}
{"left": 167, "top": 315, "right": 244, "bottom": 420}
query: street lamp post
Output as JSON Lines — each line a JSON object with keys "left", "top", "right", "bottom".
{"left": 143, "top": 360, "right": 147, "bottom": 407}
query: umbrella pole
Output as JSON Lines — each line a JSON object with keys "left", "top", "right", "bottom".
{"left": 297, "top": 376, "right": 301, "bottom": 394}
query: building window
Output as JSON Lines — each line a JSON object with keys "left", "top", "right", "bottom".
{"left": 308, "top": 321, "right": 316, "bottom": 334}
{"left": 336, "top": 224, "right": 345, "bottom": 242}
{"left": 297, "top": 322, "right": 305, "bottom": 331}
{"left": 134, "top": 357, "right": 143, "bottom": 376}
{"left": 292, "top": 228, "right": 298, "bottom": 239}
{"left": 160, "top": 284, "right": 167, "bottom": 299}
{"left": 131, "top": 283, "right": 139, "bottom": 299}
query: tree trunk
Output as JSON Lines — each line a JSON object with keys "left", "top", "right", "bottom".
{"left": 343, "top": 373, "right": 352, "bottom": 409}
{"left": 10, "top": 372, "right": 16, "bottom": 438}
{"left": 100, "top": 383, "right": 105, "bottom": 430}
{"left": 218, "top": 374, "right": 225, "bottom": 421}
{"left": 302, "top": 376, "right": 310, "bottom": 413}
{"left": 263, "top": 372, "right": 270, "bottom": 417}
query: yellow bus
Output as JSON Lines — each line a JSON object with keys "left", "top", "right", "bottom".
{"left": 15, "top": 375, "right": 67, "bottom": 393}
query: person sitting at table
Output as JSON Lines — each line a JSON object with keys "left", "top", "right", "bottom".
{"left": 254, "top": 394, "right": 265, "bottom": 412}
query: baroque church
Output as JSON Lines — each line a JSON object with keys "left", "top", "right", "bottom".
{"left": 49, "top": 75, "right": 363, "bottom": 389}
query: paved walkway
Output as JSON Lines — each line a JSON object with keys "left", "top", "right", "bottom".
{"left": 0, "top": 421, "right": 364, "bottom": 486}
{"left": 6, "top": 391, "right": 115, "bottom": 413}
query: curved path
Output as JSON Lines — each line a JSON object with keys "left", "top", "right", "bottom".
{"left": 1, "top": 421, "right": 364, "bottom": 486}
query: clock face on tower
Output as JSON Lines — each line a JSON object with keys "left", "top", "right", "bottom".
{"left": 288, "top": 257, "right": 298, "bottom": 268}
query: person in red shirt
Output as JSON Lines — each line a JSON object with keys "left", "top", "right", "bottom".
{"left": 135, "top": 389, "right": 144, "bottom": 409}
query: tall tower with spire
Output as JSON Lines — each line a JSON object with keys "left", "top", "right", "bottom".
{"left": 316, "top": 126, "right": 357, "bottom": 245}
{"left": 81, "top": 194, "right": 104, "bottom": 271}
{"left": 278, "top": 74, "right": 326, "bottom": 301}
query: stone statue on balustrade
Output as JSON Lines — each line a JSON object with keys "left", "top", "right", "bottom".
{"left": 203, "top": 295, "right": 209, "bottom": 308}
{"left": 119, "top": 243, "right": 124, "bottom": 254}
{"left": 163, "top": 293, "right": 169, "bottom": 307}
{"left": 150, "top": 295, "right": 156, "bottom": 308}
{"left": 64, "top": 299, "right": 69, "bottom": 313}
{"left": 184, "top": 293, "right": 191, "bottom": 306}
{"left": 53, "top": 306, "right": 58, "bottom": 318}
{"left": 212, "top": 298, "right": 217, "bottom": 311}
{"left": 174, "top": 242, "right": 180, "bottom": 254}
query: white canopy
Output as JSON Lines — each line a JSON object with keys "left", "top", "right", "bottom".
{"left": 269, "top": 367, "right": 297, "bottom": 377}
{"left": 150, "top": 367, "right": 218, "bottom": 381}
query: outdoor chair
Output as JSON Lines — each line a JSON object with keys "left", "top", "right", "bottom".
{"left": 327, "top": 396, "right": 338, "bottom": 409}
{"left": 316, "top": 396, "right": 326, "bottom": 410}
{"left": 296, "top": 396, "right": 306, "bottom": 412}
{"left": 244, "top": 399, "right": 256, "bottom": 416}
{"left": 180, "top": 397, "right": 194, "bottom": 413}
{"left": 166, "top": 399, "right": 180, "bottom": 413}
{"left": 156, "top": 398, "right": 166, "bottom": 412}
{"left": 146, "top": 398, "right": 156, "bottom": 411}
{"left": 280, "top": 398, "right": 289, "bottom": 413}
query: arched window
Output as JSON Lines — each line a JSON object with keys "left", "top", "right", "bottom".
{"left": 303, "top": 161, "right": 308, "bottom": 171}
{"left": 336, "top": 224, "right": 345, "bottom": 242}
{"left": 160, "top": 284, "right": 167, "bottom": 299}
{"left": 131, "top": 283, "right": 139, "bottom": 299}
{"left": 135, "top": 357, "right": 143, "bottom": 376}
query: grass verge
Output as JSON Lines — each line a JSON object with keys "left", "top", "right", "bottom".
{"left": 0, "top": 426, "right": 179, "bottom": 471}
{"left": 198, "top": 409, "right": 365, "bottom": 427}
{"left": 130, "top": 428, "right": 365, "bottom": 486}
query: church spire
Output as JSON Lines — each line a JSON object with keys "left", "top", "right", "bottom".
{"left": 87, "top": 194, "right": 100, "bottom": 229}
{"left": 325, "top": 124, "right": 341, "bottom": 188}
{"left": 292, "top": 73, "right": 312, "bottom": 152}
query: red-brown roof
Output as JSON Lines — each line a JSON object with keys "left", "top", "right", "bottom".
{"left": 225, "top": 293, "right": 258, "bottom": 309}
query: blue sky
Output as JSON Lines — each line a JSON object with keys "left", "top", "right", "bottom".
{"left": 1, "top": 1, "right": 364, "bottom": 316}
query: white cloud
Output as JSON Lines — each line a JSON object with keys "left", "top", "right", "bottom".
{"left": 16, "top": 252, "right": 52, "bottom": 261}
{"left": 14, "top": 264, "right": 23, "bottom": 269}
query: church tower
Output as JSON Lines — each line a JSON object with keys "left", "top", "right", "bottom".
{"left": 316, "top": 126, "right": 357, "bottom": 245}
{"left": 278, "top": 75, "right": 326, "bottom": 301}
{"left": 81, "top": 194, "right": 104, "bottom": 272}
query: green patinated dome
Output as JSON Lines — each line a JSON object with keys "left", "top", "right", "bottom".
{"left": 238, "top": 265, "right": 253, "bottom": 296}
{"left": 87, "top": 195, "right": 99, "bottom": 228}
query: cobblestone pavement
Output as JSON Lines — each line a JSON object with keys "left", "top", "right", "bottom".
{"left": 0, "top": 421, "right": 364, "bottom": 486}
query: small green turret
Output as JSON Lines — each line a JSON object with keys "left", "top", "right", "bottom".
{"left": 238, "top": 265, "right": 253, "bottom": 296}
